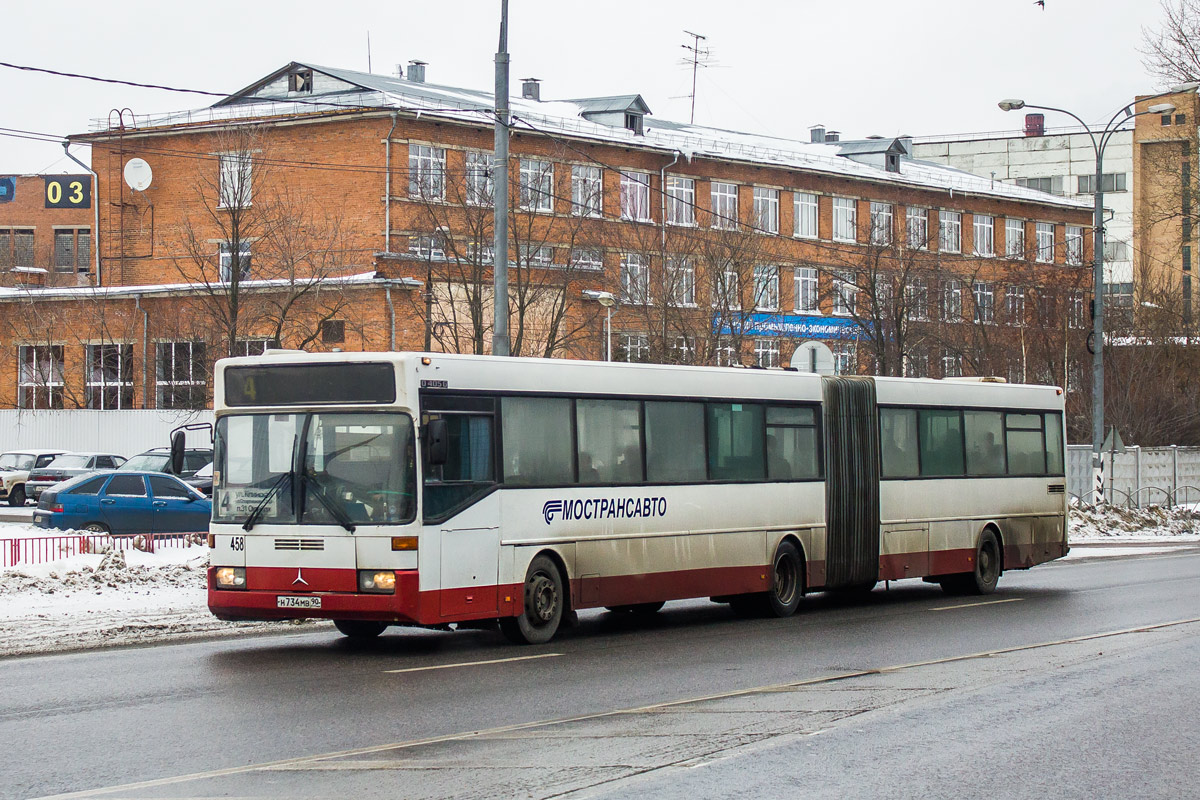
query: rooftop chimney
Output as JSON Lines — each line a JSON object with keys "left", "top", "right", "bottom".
{"left": 406, "top": 60, "right": 427, "bottom": 83}
{"left": 809, "top": 124, "right": 826, "bottom": 143}
{"left": 826, "top": 130, "right": 841, "bottom": 143}
{"left": 1024, "top": 113, "right": 1045, "bottom": 137}
{"left": 521, "top": 78, "right": 541, "bottom": 101}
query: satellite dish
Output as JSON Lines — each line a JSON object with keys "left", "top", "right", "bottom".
{"left": 791, "top": 341, "right": 835, "bottom": 375}
{"left": 123, "top": 158, "right": 153, "bottom": 191}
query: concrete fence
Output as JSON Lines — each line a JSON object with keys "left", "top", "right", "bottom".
{"left": 0, "top": 409, "right": 214, "bottom": 458}
{"left": 1067, "top": 444, "right": 1200, "bottom": 507}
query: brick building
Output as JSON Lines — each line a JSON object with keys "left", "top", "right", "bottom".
{"left": 0, "top": 174, "right": 94, "bottom": 286}
{"left": 0, "top": 61, "right": 1092, "bottom": 433}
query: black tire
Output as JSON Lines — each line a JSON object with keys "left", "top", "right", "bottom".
{"left": 82, "top": 522, "right": 110, "bottom": 534}
{"left": 942, "top": 529, "right": 1001, "bottom": 596}
{"left": 333, "top": 620, "right": 388, "bottom": 639}
{"left": 8, "top": 485, "right": 25, "bottom": 507}
{"left": 605, "top": 601, "right": 666, "bottom": 615}
{"left": 500, "top": 555, "right": 565, "bottom": 645}
{"left": 731, "top": 541, "right": 804, "bottom": 618}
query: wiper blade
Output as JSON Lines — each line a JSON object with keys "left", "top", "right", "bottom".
{"left": 241, "top": 470, "right": 293, "bottom": 532}
{"left": 302, "top": 473, "right": 356, "bottom": 533}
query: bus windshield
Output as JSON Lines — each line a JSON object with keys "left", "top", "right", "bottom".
{"left": 213, "top": 411, "right": 416, "bottom": 526}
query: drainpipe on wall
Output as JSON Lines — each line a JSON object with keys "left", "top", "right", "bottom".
{"left": 659, "top": 150, "right": 681, "bottom": 343}
{"left": 61, "top": 141, "right": 101, "bottom": 285}
{"left": 135, "top": 295, "right": 148, "bottom": 408}
{"left": 385, "top": 283, "right": 396, "bottom": 351}
{"left": 384, "top": 112, "right": 398, "bottom": 253}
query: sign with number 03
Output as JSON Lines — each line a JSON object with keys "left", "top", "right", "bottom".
{"left": 44, "top": 175, "right": 91, "bottom": 209}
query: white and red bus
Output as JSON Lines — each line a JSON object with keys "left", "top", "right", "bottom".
{"left": 207, "top": 351, "right": 1068, "bottom": 643}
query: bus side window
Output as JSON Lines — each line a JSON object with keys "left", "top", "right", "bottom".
{"left": 707, "top": 403, "right": 765, "bottom": 481}
{"left": 501, "top": 397, "right": 573, "bottom": 486}
{"left": 880, "top": 408, "right": 918, "bottom": 478}
{"left": 1005, "top": 413, "right": 1046, "bottom": 475}
{"left": 576, "top": 399, "right": 642, "bottom": 484}
{"left": 765, "top": 406, "right": 819, "bottom": 480}
{"left": 646, "top": 401, "right": 705, "bottom": 483}
{"left": 964, "top": 410, "right": 1005, "bottom": 476}
{"left": 422, "top": 412, "right": 495, "bottom": 520}
{"left": 918, "top": 409, "right": 965, "bottom": 477}
{"left": 1045, "top": 412, "right": 1065, "bottom": 475}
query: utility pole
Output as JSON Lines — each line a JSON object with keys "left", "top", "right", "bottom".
{"left": 492, "top": 0, "right": 512, "bottom": 357}
{"left": 682, "top": 30, "right": 707, "bottom": 124}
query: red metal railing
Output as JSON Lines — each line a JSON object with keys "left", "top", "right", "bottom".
{"left": 1, "top": 532, "right": 207, "bottom": 568}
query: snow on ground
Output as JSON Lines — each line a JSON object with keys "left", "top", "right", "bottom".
{"left": 2, "top": 505, "right": 1199, "bottom": 658}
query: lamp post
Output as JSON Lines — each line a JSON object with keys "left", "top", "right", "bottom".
{"left": 583, "top": 290, "right": 618, "bottom": 361}
{"left": 999, "top": 84, "right": 1197, "bottom": 503}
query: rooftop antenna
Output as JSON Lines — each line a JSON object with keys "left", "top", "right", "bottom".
{"left": 682, "top": 30, "right": 708, "bottom": 124}
{"left": 367, "top": 30, "right": 373, "bottom": 73}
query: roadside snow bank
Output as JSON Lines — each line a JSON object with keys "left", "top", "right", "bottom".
{"left": 1069, "top": 504, "right": 1200, "bottom": 543}
{"left": 0, "top": 544, "right": 322, "bottom": 658}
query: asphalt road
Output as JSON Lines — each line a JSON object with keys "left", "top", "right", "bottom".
{"left": 7, "top": 547, "right": 1200, "bottom": 800}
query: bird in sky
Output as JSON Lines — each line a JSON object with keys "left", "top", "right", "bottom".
{"left": 1034, "top": 0, "right": 1045, "bottom": 7}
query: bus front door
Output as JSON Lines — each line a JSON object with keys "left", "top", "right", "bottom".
{"left": 821, "top": 376, "right": 881, "bottom": 589}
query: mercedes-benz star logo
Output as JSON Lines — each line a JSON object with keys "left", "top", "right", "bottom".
{"left": 292, "top": 568, "right": 309, "bottom": 586}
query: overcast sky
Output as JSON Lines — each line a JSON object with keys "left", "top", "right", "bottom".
{"left": 1, "top": 0, "right": 1167, "bottom": 175}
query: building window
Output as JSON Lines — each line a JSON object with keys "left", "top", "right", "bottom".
{"left": 753, "top": 187, "right": 780, "bottom": 234}
{"left": 973, "top": 281, "right": 995, "bottom": 324}
{"left": 832, "top": 197, "right": 857, "bottom": 243}
{"left": 1006, "top": 285, "right": 1026, "bottom": 326}
{"left": 409, "top": 233, "right": 447, "bottom": 260}
{"left": 1005, "top": 218, "right": 1025, "bottom": 259}
{"left": 619, "top": 171, "right": 652, "bottom": 221}
{"left": 939, "top": 210, "right": 962, "bottom": 253}
{"left": 0, "top": 228, "right": 34, "bottom": 268}
{"left": 1105, "top": 282, "right": 1134, "bottom": 324}
{"left": 571, "top": 164, "right": 602, "bottom": 217}
{"left": 712, "top": 269, "right": 740, "bottom": 310}
{"left": 669, "top": 336, "right": 697, "bottom": 364}
{"left": 869, "top": 202, "right": 893, "bottom": 246}
{"left": 754, "top": 338, "right": 780, "bottom": 368}
{"left": 973, "top": 214, "right": 995, "bottom": 257}
{"left": 569, "top": 248, "right": 604, "bottom": 272}
{"left": 1104, "top": 240, "right": 1130, "bottom": 262}
{"left": 1036, "top": 222, "right": 1055, "bottom": 263}
{"left": 219, "top": 241, "right": 252, "bottom": 282}
{"left": 18, "top": 345, "right": 64, "bottom": 409}
{"left": 235, "top": 339, "right": 272, "bottom": 356}
{"left": 54, "top": 229, "right": 91, "bottom": 273}
{"left": 832, "top": 272, "right": 857, "bottom": 316}
{"left": 321, "top": 320, "right": 346, "bottom": 344}
{"left": 904, "top": 349, "right": 929, "bottom": 378}
{"left": 794, "top": 267, "right": 819, "bottom": 313}
{"left": 711, "top": 181, "right": 738, "bottom": 229}
{"left": 1069, "top": 291, "right": 1087, "bottom": 329}
{"left": 666, "top": 258, "right": 696, "bottom": 307}
{"left": 620, "top": 253, "right": 651, "bottom": 305}
{"left": 156, "top": 341, "right": 207, "bottom": 409}
{"left": 218, "top": 152, "right": 252, "bottom": 208}
{"left": 666, "top": 176, "right": 696, "bottom": 226}
{"left": 465, "top": 151, "right": 494, "bottom": 206}
{"left": 1077, "top": 173, "right": 1127, "bottom": 194}
{"left": 1065, "top": 225, "right": 1084, "bottom": 266}
{"left": 408, "top": 144, "right": 446, "bottom": 200}
{"left": 794, "top": 192, "right": 818, "bottom": 239}
{"left": 753, "top": 265, "right": 780, "bottom": 311}
{"left": 519, "top": 158, "right": 554, "bottom": 212}
{"left": 1015, "top": 176, "right": 1063, "bottom": 195}
{"left": 906, "top": 276, "right": 929, "bottom": 320}
{"left": 942, "top": 279, "right": 963, "bottom": 322}
{"left": 519, "top": 245, "right": 555, "bottom": 266}
{"left": 86, "top": 343, "right": 134, "bottom": 409}
{"left": 832, "top": 342, "right": 856, "bottom": 375}
{"left": 942, "top": 350, "right": 963, "bottom": 378}
{"left": 906, "top": 207, "right": 929, "bottom": 249}
{"left": 616, "top": 333, "right": 650, "bottom": 363}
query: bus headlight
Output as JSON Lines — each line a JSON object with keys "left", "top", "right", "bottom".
{"left": 358, "top": 570, "right": 396, "bottom": 594}
{"left": 215, "top": 567, "right": 246, "bottom": 589}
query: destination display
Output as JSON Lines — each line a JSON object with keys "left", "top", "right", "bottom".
{"left": 224, "top": 363, "right": 396, "bottom": 406}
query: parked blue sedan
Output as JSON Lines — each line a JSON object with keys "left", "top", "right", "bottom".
{"left": 33, "top": 471, "right": 211, "bottom": 535}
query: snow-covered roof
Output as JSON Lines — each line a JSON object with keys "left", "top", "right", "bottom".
{"left": 568, "top": 95, "right": 652, "bottom": 115}
{"left": 82, "top": 61, "right": 1090, "bottom": 212}
{"left": 0, "top": 271, "right": 420, "bottom": 303}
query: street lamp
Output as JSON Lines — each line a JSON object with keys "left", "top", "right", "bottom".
{"left": 999, "top": 83, "right": 1198, "bottom": 503}
{"left": 583, "top": 290, "right": 618, "bottom": 361}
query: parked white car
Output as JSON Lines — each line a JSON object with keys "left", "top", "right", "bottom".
{"left": 0, "top": 449, "right": 68, "bottom": 506}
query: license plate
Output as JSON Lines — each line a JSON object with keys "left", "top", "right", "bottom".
{"left": 277, "top": 596, "right": 322, "bottom": 609}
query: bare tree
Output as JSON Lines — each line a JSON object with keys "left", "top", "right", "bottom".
{"left": 1141, "top": 0, "right": 1200, "bottom": 85}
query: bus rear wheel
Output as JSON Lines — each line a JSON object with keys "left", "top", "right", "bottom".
{"left": 731, "top": 540, "right": 803, "bottom": 618}
{"left": 941, "top": 529, "right": 1001, "bottom": 596}
{"left": 333, "top": 620, "right": 388, "bottom": 639}
{"left": 500, "top": 555, "right": 565, "bottom": 645}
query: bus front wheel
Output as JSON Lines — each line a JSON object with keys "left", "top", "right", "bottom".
{"left": 942, "top": 529, "right": 1001, "bottom": 596}
{"left": 731, "top": 540, "right": 803, "bottom": 618}
{"left": 333, "top": 620, "right": 388, "bottom": 639}
{"left": 500, "top": 555, "right": 565, "bottom": 645}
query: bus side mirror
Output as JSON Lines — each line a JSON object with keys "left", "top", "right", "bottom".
{"left": 169, "top": 430, "right": 186, "bottom": 476}
{"left": 426, "top": 419, "right": 449, "bottom": 466}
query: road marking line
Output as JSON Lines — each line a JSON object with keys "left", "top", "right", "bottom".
{"left": 930, "top": 597, "right": 1023, "bottom": 612}
{"left": 34, "top": 616, "right": 1200, "bottom": 800}
{"left": 384, "top": 652, "right": 562, "bottom": 674}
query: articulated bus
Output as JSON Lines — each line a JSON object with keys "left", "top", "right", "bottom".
{"left": 207, "top": 351, "right": 1068, "bottom": 644}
